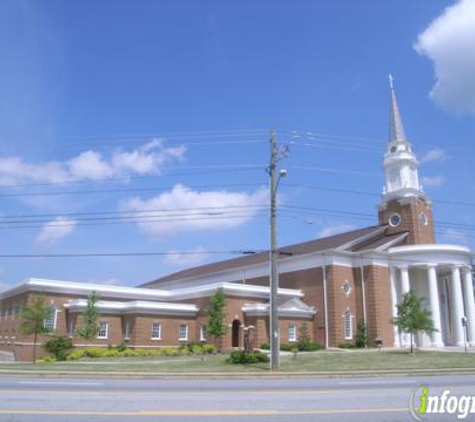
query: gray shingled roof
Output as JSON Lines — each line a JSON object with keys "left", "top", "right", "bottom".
{"left": 141, "top": 225, "right": 388, "bottom": 288}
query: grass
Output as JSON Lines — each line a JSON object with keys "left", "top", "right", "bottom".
{"left": 2, "top": 350, "right": 475, "bottom": 374}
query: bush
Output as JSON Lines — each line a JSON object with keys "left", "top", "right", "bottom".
{"left": 201, "top": 344, "right": 216, "bottom": 354}
{"left": 117, "top": 342, "right": 128, "bottom": 352}
{"left": 355, "top": 320, "right": 368, "bottom": 348}
{"left": 260, "top": 343, "right": 270, "bottom": 350}
{"left": 260, "top": 342, "right": 324, "bottom": 352}
{"left": 338, "top": 342, "right": 356, "bottom": 349}
{"left": 227, "top": 350, "right": 269, "bottom": 365}
{"left": 38, "top": 355, "right": 57, "bottom": 363}
{"left": 43, "top": 336, "right": 74, "bottom": 361}
{"left": 66, "top": 350, "right": 85, "bottom": 361}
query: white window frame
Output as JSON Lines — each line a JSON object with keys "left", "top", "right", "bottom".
{"left": 44, "top": 306, "right": 58, "bottom": 332}
{"left": 179, "top": 324, "right": 188, "bottom": 341}
{"left": 98, "top": 321, "right": 108, "bottom": 339}
{"left": 151, "top": 322, "right": 162, "bottom": 340}
{"left": 288, "top": 324, "right": 297, "bottom": 342}
{"left": 124, "top": 321, "right": 131, "bottom": 340}
{"left": 200, "top": 324, "right": 206, "bottom": 342}
{"left": 344, "top": 310, "right": 353, "bottom": 340}
{"left": 68, "top": 319, "right": 74, "bottom": 338}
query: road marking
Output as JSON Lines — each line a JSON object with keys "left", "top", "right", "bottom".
{"left": 340, "top": 380, "right": 416, "bottom": 385}
{"left": 0, "top": 408, "right": 408, "bottom": 417}
{"left": 0, "top": 387, "right": 409, "bottom": 396}
{"left": 18, "top": 381, "right": 103, "bottom": 386}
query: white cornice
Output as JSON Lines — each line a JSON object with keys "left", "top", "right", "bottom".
{"left": 64, "top": 299, "right": 199, "bottom": 316}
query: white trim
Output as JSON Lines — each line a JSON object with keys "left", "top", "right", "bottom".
{"left": 344, "top": 309, "right": 353, "bottom": 340}
{"left": 199, "top": 324, "right": 206, "bottom": 342}
{"left": 151, "top": 322, "right": 162, "bottom": 340}
{"left": 288, "top": 324, "right": 297, "bottom": 342}
{"left": 178, "top": 324, "right": 188, "bottom": 341}
{"left": 97, "top": 322, "right": 108, "bottom": 339}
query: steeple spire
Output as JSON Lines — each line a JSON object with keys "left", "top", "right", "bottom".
{"left": 388, "top": 74, "right": 407, "bottom": 144}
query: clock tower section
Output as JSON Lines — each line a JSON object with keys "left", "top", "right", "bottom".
{"left": 378, "top": 77, "right": 435, "bottom": 245}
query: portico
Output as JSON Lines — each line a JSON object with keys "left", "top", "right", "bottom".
{"left": 387, "top": 245, "right": 474, "bottom": 348}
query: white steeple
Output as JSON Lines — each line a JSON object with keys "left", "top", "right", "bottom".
{"left": 381, "top": 76, "right": 425, "bottom": 204}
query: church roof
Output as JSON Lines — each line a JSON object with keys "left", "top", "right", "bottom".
{"left": 141, "top": 225, "right": 390, "bottom": 288}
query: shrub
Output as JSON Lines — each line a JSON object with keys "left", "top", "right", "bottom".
{"left": 338, "top": 342, "right": 356, "bottom": 349}
{"left": 43, "top": 336, "right": 74, "bottom": 361}
{"left": 355, "top": 320, "right": 368, "bottom": 348}
{"left": 299, "top": 341, "right": 325, "bottom": 352}
{"left": 201, "top": 344, "right": 216, "bottom": 354}
{"left": 227, "top": 350, "right": 269, "bottom": 365}
{"left": 66, "top": 350, "right": 85, "bottom": 361}
{"left": 260, "top": 343, "right": 270, "bottom": 350}
{"left": 117, "top": 342, "right": 128, "bottom": 352}
{"left": 39, "top": 355, "right": 56, "bottom": 363}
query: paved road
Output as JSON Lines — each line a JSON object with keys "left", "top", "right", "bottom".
{"left": 0, "top": 375, "right": 474, "bottom": 421}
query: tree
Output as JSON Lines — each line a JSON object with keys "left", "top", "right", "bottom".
{"left": 206, "top": 288, "right": 227, "bottom": 350}
{"left": 392, "top": 290, "right": 436, "bottom": 354}
{"left": 355, "top": 320, "right": 368, "bottom": 348}
{"left": 76, "top": 291, "right": 100, "bottom": 350}
{"left": 19, "top": 295, "right": 55, "bottom": 364}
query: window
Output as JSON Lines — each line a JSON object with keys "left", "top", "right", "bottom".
{"left": 151, "top": 323, "right": 161, "bottom": 340}
{"left": 68, "top": 319, "right": 74, "bottom": 338}
{"left": 179, "top": 324, "right": 188, "bottom": 341}
{"left": 344, "top": 310, "right": 353, "bottom": 340}
{"left": 389, "top": 213, "right": 401, "bottom": 227}
{"left": 98, "top": 322, "right": 108, "bottom": 339}
{"left": 44, "top": 306, "right": 58, "bottom": 332}
{"left": 124, "top": 322, "right": 131, "bottom": 340}
{"left": 200, "top": 325, "right": 206, "bottom": 341}
{"left": 288, "top": 324, "right": 297, "bottom": 342}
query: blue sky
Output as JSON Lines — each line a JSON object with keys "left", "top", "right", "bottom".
{"left": 0, "top": 0, "right": 474, "bottom": 288}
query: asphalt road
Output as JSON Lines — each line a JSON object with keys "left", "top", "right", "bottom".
{"left": 0, "top": 375, "right": 474, "bottom": 421}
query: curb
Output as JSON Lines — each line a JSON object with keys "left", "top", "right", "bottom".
{"left": 0, "top": 367, "right": 475, "bottom": 379}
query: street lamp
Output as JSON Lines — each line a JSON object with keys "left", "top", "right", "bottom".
{"left": 269, "top": 128, "right": 287, "bottom": 371}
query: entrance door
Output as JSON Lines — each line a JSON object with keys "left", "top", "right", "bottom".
{"left": 232, "top": 319, "right": 241, "bottom": 348}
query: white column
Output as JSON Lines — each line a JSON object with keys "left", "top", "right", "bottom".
{"left": 462, "top": 266, "right": 475, "bottom": 346}
{"left": 399, "top": 265, "right": 411, "bottom": 347}
{"left": 450, "top": 266, "right": 465, "bottom": 347}
{"left": 389, "top": 267, "right": 400, "bottom": 347}
{"left": 427, "top": 264, "right": 444, "bottom": 347}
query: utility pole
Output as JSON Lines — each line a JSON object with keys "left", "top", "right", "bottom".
{"left": 268, "top": 128, "right": 287, "bottom": 371}
{"left": 269, "top": 128, "right": 279, "bottom": 371}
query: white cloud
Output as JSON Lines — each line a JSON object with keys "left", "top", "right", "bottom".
{"left": 163, "top": 247, "right": 209, "bottom": 267}
{"left": 421, "top": 176, "right": 445, "bottom": 187}
{"left": 86, "top": 277, "right": 122, "bottom": 286}
{"left": 36, "top": 217, "right": 77, "bottom": 244}
{"left": 0, "top": 139, "right": 186, "bottom": 185}
{"left": 414, "top": 0, "right": 475, "bottom": 116}
{"left": 318, "top": 223, "right": 356, "bottom": 238}
{"left": 440, "top": 228, "right": 469, "bottom": 245}
{"left": 121, "top": 184, "right": 268, "bottom": 238}
{"left": 420, "top": 148, "right": 448, "bottom": 164}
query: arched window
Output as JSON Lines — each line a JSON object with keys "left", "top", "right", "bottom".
{"left": 344, "top": 309, "right": 353, "bottom": 340}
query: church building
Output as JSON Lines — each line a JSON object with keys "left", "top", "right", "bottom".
{"left": 1, "top": 81, "right": 474, "bottom": 361}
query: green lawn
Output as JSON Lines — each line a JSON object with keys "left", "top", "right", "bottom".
{"left": 1, "top": 350, "right": 475, "bottom": 374}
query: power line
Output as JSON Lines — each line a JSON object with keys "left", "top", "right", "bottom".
{"left": 0, "top": 249, "right": 266, "bottom": 259}
{"left": 0, "top": 182, "right": 265, "bottom": 198}
{"left": 0, "top": 166, "right": 266, "bottom": 190}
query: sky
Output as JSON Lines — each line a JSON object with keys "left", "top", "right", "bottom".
{"left": 0, "top": 0, "right": 474, "bottom": 289}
